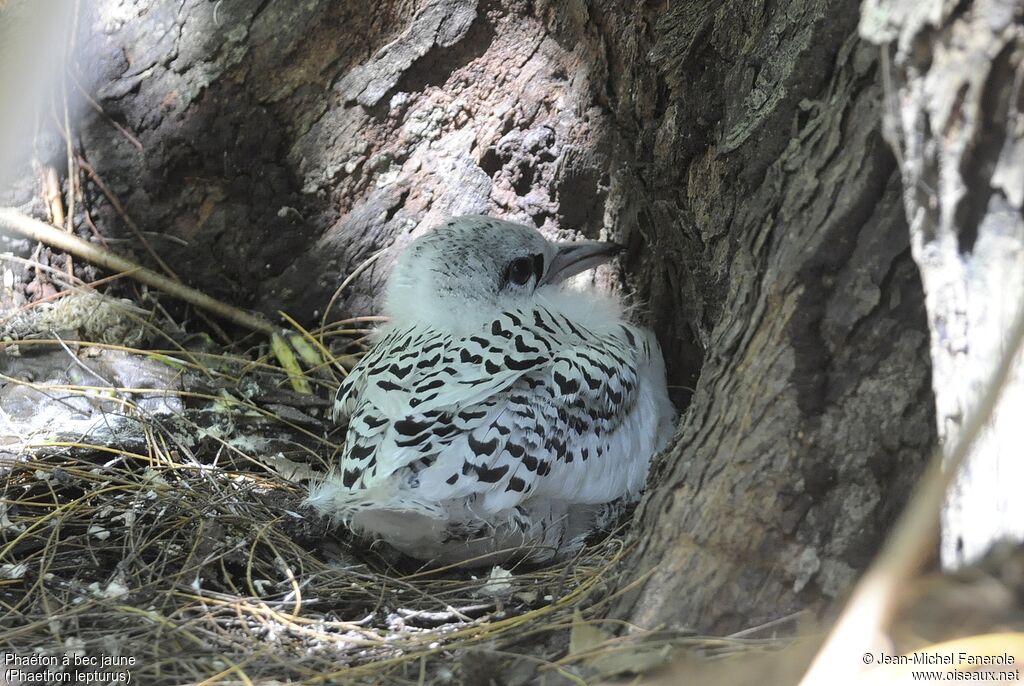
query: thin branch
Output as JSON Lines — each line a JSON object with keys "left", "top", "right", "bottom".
{"left": 75, "top": 156, "right": 179, "bottom": 280}
{"left": 319, "top": 247, "right": 387, "bottom": 336}
{"left": 67, "top": 70, "right": 143, "bottom": 151}
{"left": 0, "top": 208, "right": 276, "bottom": 336}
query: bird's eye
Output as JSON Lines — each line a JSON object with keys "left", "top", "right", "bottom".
{"left": 506, "top": 256, "right": 536, "bottom": 286}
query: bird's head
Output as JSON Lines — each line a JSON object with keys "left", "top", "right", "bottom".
{"left": 383, "top": 216, "right": 622, "bottom": 333}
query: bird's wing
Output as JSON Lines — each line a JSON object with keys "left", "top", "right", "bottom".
{"left": 329, "top": 308, "right": 650, "bottom": 515}
{"left": 333, "top": 319, "right": 544, "bottom": 490}
{"left": 416, "top": 309, "right": 647, "bottom": 512}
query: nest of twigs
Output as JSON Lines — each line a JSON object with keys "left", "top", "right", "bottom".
{"left": 0, "top": 290, "right": 774, "bottom": 686}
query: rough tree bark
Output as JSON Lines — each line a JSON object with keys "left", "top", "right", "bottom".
{"left": 594, "top": 0, "right": 936, "bottom": 633}
{"left": 5, "top": 0, "right": 937, "bottom": 634}
{"left": 860, "top": 0, "right": 1024, "bottom": 571}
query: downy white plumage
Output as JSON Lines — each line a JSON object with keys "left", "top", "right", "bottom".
{"left": 306, "top": 216, "right": 674, "bottom": 566}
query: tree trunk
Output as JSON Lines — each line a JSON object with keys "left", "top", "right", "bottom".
{"left": 590, "top": 0, "right": 937, "bottom": 634}
{"left": 860, "top": 0, "right": 1024, "bottom": 571}
{"left": 20, "top": 0, "right": 936, "bottom": 635}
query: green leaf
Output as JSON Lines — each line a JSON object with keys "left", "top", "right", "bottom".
{"left": 271, "top": 332, "right": 312, "bottom": 394}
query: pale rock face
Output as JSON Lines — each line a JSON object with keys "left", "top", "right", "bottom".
{"left": 306, "top": 216, "right": 675, "bottom": 566}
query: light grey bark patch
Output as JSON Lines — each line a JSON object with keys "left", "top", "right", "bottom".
{"left": 861, "top": 0, "right": 1024, "bottom": 570}
{"left": 337, "top": 0, "right": 480, "bottom": 108}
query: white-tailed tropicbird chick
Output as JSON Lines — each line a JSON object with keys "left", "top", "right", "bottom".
{"left": 306, "top": 216, "right": 675, "bottom": 566}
